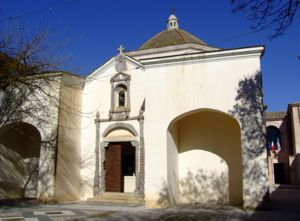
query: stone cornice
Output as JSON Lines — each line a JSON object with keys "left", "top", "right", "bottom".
{"left": 137, "top": 46, "right": 265, "bottom": 67}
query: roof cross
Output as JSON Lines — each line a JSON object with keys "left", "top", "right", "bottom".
{"left": 117, "top": 44, "right": 125, "bottom": 54}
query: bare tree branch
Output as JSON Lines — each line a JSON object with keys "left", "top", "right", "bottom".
{"left": 0, "top": 23, "right": 65, "bottom": 128}
{"left": 231, "top": 0, "right": 300, "bottom": 39}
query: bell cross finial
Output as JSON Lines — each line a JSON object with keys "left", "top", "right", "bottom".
{"left": 117, "top": 44, "right": 125, "bottom": 54}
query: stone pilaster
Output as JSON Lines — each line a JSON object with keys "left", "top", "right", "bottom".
{"left": 131, "top": 141, "right": 139, "bottom": 196}
{"left": 37, "top": 142, "right": 56, "bottom": 201}
{"left": 100, "top": 141, "right": 109, "bottom": 193}
{"left": 93, "top": 111, "right": 100, "bottom": 196}
{"left": 138, "top": 111, "right": 145, "bottom": 197}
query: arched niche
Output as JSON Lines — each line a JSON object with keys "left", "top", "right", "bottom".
{"left": 109, "top": 72, "right": 131, "bottom": 119}
{"left": 166, "top": 108, "right": 243, "bottom": 206}
{"left": 0, "top": 122, "right": 41, "bottom": 158}
{"left": 0, "top": 122, "right": 41, "bottom": 199}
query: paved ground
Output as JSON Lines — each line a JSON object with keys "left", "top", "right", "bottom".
{"left": 1, "top": 186, "right": 300, "bottom": 221}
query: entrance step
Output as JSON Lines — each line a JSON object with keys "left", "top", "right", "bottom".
{"left": 87, "top": 192, "right": 144, "bottom": 204}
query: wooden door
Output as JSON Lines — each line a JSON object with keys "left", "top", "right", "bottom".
{"left": 105, "top": 143, "right": 122, "bottom": 192}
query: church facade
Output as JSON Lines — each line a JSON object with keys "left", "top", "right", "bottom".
{"left": 0, "top": 15, "right": 268, "bottom": 208}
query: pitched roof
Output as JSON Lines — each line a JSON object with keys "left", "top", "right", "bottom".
{"left": 139, "top": 29, "right": 207, "bottom": 50}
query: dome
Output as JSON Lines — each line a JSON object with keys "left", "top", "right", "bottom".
{"left": 139, "top": 14, "right": 207, "bottom": 50}
{"left": 139, "top": 29, "right": 207, "bottom": 50}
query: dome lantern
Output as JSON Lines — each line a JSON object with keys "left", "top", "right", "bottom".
{"left": 167, "top": 14, "right": 179, "bottom": 30}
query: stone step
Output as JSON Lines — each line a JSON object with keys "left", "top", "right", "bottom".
{"left": 87, "top": 192, "right": 144, "bottom": 204}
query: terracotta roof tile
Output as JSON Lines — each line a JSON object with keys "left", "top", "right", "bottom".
{"left": 139, "top": 29, "right": 207, "bottom": 50}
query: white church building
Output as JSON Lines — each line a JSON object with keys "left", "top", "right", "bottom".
{"left": 0, "top": 14, "right": 268, "bottom": 208}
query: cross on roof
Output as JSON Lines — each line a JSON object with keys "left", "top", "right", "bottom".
{"left": 117, "top": 44, "right": 125, "bottom": 54}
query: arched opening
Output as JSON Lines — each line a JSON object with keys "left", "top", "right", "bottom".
{"left": 267, "top": 125, "right": 288, "bottom": 184}
{"left": 101, "top": 125, "right": 138, "bottom": 193}
{"left": 167, "top": 109, "right": 243, "bottom": 206}
{"left": 0, "top": 122, "right": 41, "bottom": 199}
{"left": 267, "top": 126, "right": 282, "bottom": 155}
{"left": 115, "top": 84, "right": 127, "bottom": 109}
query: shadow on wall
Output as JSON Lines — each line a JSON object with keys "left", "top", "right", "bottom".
{"left": 0, "top": 123, "right": 58, "bottom": 202}
{"left": 290, "top": 154, "right": 300, "bottom": 184}
{"left": 229, "top": 71, "right": 269, "bottom": 208}
{"left": 179, "top": 169, "right": 228, "bottom": 205}
{"left": 157, "top": 71, "right": 268, "bottom": 208}
{"left": 156, "top": 180, "right": 170, "bottom": 208}
{"left": 54, "top": 124, "right": 81, "bottom": 202}
{"left": 0, "top": 144, "right": 25, "bottom": 198}
{"left": 0, "top": 123, "right": 41, "bottom": 199}
{"left": 80, "top": 148, "right": 95, "bottom": 194}
{"left": 157, "top": 169, "right": 228, "bottom": 207}
{"left": 37, "top": 127, "right": 59, "bottom": 202}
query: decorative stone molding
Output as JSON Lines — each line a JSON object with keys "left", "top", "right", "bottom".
{"left": 137, "top": 109, "right": 145, "bottom": 197}
{"left": 96, "top": 122, "right": 144, "bottom": 196}
{"left": 130, "top": 141, "right": 140, "bottom": 195}
{"left": 99, "top": 141, "right": 109, "bottom": 193}
{"left": 93, "top": 111, "right": 101, "bottom": 196}
{"left": 102, "top": 123, "right": 138, "bottom": 137}
{"left": 109, "top": 72, "right": 131, "bottom": 120}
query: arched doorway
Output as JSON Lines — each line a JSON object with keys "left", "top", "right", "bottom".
{"left": 104, "top": 142, "right": 136, "bottom": 192}
{"left": 0, "top": 122, "right": 41, "bottom": 199}
{"left": 100, "top": 123, "right": 139, "bottom": 194}
{"left": 167, "top": 109, "right": 243, "bottom": 206}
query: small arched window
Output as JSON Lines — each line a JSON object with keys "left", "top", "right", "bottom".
{"left": 119, "top": 90, "right": 125, "bottom": 107}
{"left": 115, "top": 84, "right": 127, "bottom": 108}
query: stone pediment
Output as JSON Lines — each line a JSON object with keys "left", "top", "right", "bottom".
{"left": 86, "top": 55, "right": 143, "bottom": 83}
{"left": 110, "top": 72, "right": 131, "bottom": 83}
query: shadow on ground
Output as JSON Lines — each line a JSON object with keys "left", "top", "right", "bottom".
{"left": 245, "top": 185, "right": 300, "bottom": 221}
{"left": 0, "top": 198, "right": 39, "bottom": 212}
{"left": 1, "top": 186, "right": 300, "bottom": 221}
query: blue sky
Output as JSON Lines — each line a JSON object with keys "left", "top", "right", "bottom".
{"left": 0, "top": 0, "right": 299, "bottom": 112}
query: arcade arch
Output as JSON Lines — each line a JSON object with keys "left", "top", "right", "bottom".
{"left": 167, "top": 109, "right": 243, "bottom": 205}
{"left": 0, "top": 122, "right": 41, "bottom": 198}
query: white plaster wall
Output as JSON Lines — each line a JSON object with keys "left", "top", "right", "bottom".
{"left": 23, "top": 76, "right": 61, "bottom": 201}
{"left": 79, "top": 47, "right": 267, "bottom": 208}
{"left": 0, "top": 74, "right": 62, "bottom": 201}
{"left": 179, "top": 150, "right": 229, "bottom": 204}
{"left": 55, "top": 74, "right": 83, "bottom": 202}
{"left": 291, "top": 106, "right": 300, "bottom": 184}
{"left": 291, "top": 107, "right": 300, "bottom": 154}
{"left": 80, "top": 59, "right": 145, "bottom": 199}
{"left": 166, "top": 123, "right": 179, "bottom": 206}
{"left": 142, "top": 48, "right": 266, "bottom": 207}
{"left": 144, "top": 66, "right": 169, "bottom": 207}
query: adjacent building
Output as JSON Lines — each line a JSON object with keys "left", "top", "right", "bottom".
{"left": 266, "top": 102, "right": 300, "bottom": 187}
